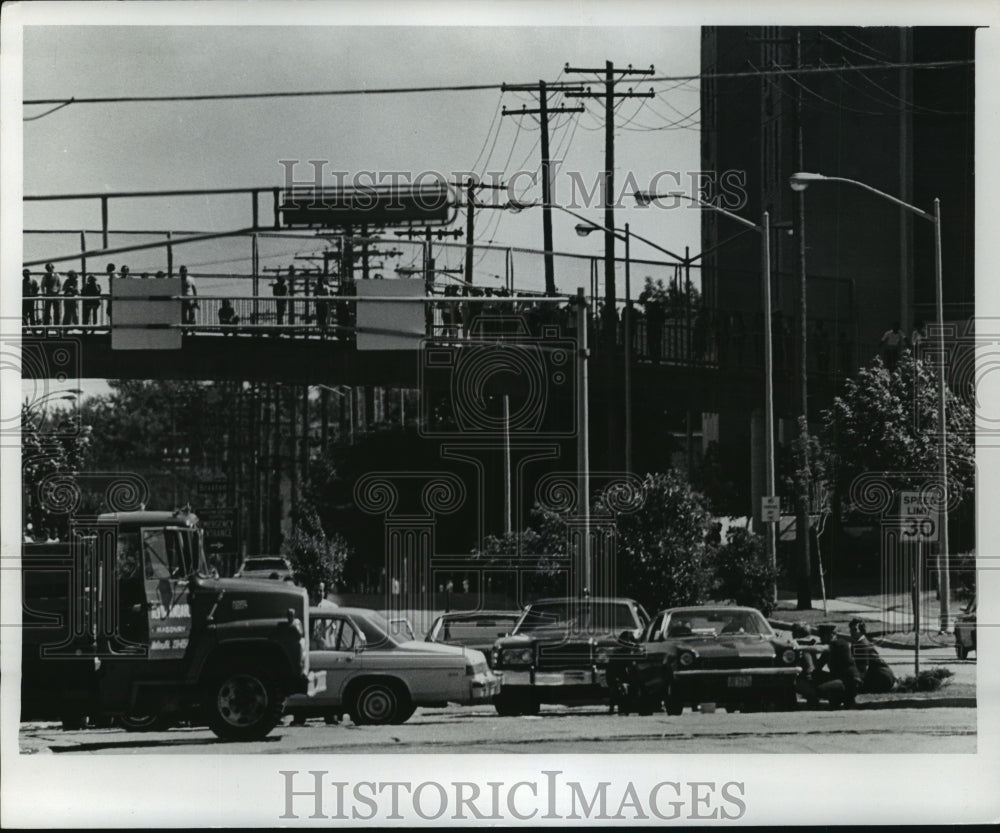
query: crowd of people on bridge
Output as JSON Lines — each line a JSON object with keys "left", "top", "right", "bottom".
{"left": 21, "top": 262, "right": 199, "bottom": 332}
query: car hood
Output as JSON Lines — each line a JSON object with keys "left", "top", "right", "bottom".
{"left": 672, "top": 636, "right": 779, "bottom": 659}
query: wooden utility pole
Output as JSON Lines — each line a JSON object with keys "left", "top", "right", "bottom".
{"left": 564, "top": 62, "right": 654, "bottom": 337}
{"left": 500, "top": 81, "right": 584, "bottom": 295}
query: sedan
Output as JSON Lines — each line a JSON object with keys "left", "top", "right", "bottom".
{"left": 234, "top": 555, "right": 294, "bottom": 581}
{"left": 424, "top": 610, "right": 521, "bottom": 666}
{"left": 285, "top": 607, "right": 501, "bottom": 725}
{"left": 607, "top": 605, "right": 801, "bottom": 715}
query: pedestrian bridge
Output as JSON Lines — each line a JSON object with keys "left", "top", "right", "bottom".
{"left": 19, "top": 291, "right": 852, "bottom": 418}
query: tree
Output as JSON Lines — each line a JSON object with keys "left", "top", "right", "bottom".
{"left": 595, "top": 471, "right": 714, "bottom": 609}
{"left": 712, "top": 526, "right": 777, "bottom": 616}
{"left": 22, "top": 402, "right": 92, "bottom": 537}
{"left": 282, "top": 502, "right": 350, "bottom": 601}
{"left": 821, "top": 352, "right": 974, "bottom": 516}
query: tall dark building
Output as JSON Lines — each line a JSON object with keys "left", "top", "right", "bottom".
{"left": 699, "top": 26, "right": 975, "bottom": 512}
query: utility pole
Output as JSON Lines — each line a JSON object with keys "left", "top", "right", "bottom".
{"left": 564, "top": 62, "right": 653, "bottom": 337}
{"left": 501, "top": 81, "right": 584, "bottom": 296}
{"left": 793, "top": 28, "right": 812, "bottom": 610}
{"left": 566, "top": 62, "right": 654, "bottom": 471}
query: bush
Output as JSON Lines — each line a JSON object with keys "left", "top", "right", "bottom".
{"left": 894, "top": 668, "right": 953, "bottom": 693}
{"left": 600, "top": 471, "right": 714, "bottom": 609}
{"left": 712, "top": 526, "right": 777, "bottom": 616}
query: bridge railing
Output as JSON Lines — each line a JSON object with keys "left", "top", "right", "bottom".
{"left": 19, "top": 292, "right": 872, "bottom": 377}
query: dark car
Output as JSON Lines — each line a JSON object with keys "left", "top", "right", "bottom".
{"left": 425, "top": 611, "right": 521, "bottom": 667}
{"left": 490, "top": 597, "right": 649, "bottom": 716}
{"left": 954, "top": 598, "right": 976, "bottom": 660}
{"left": 607, "top": 605, "right": 801, "bottom": 715}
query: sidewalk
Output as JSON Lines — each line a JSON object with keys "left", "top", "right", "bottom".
{"left": 768, "top": 589, "right": 962, "bottom": 649}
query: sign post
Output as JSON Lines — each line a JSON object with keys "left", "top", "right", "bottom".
{"left": 899, "top": 491, "right": 934, "bottom": 675}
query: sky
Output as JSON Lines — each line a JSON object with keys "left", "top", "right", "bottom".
{"left": 22, "top": 24, "right": 704, "bottom": 300}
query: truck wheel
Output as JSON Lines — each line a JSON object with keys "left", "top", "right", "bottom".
{"left": 116, "top": 713, "right": 174, "bottom": 732}
{"left": 203, "top": 664, "right": 283, "bottom": 741}
{"left": 352, "top": 681, "right": 406, "bottom": 726}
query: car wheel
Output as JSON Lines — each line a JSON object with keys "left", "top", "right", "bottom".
{"left": 203, "top": 664, "right": 284, "bottom": 741}
{"left": 494, "top": 691, "right": 537, "bottom": 717}
{"left": 116, "top": 713, "right": 174, "bottom": 732}
{"left": 352, "top": 681, "right": 406, "bottom": 726}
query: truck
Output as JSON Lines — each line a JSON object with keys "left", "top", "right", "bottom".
{"left": 20, "top": 509, "right": 324, "bottom": 740}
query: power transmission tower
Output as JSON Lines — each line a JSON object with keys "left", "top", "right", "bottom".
{"left": 500, "top": 81, "right": 584, "bottom": 296}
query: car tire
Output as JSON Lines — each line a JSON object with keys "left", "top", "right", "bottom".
{"left": 352, "top": 681, "right": 407, "bottom": 726}
{"left": 202, "top": 663, "right": 284, "bottom": 741}
{"left": 390, "top": 704, "right": 416, "bottom": 725}
{"left": 494, "top": 691, "right": 537, "bottom": 717}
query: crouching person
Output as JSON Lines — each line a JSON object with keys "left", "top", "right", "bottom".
{"left": 849, "top": 618, "right": 896, "bottom": 693}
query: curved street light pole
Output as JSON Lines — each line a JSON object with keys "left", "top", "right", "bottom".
{"left": 790, "top": 172, "right": 950, "bottom": 632}
{"left": 634, "top": 190, "right": 777, "bottom": 606}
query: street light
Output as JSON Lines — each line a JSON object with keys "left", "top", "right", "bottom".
{"left": 510, "top": 200, "right": 688, "bottom": 475}
{"left": 634, "top": 189, "right": 778, "bottom": 605}
{"left": 790, "top": 171, "right": 951, "bottom": 631}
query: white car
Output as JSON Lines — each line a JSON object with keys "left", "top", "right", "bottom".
{"left": 285, "top": 607, "right": 501, "bottom": 725}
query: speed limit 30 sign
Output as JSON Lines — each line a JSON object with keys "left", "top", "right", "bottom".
{"left": 899, "top": 491, "right": 938, "bottom": 542}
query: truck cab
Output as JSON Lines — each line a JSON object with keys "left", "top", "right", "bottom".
{"left": 21, "top": 510, "right": 322, "bottom": 740}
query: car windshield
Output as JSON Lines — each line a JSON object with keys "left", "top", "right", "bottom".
{"left": 663, "top": 609, "right": 772, "bottom": 638}
{"left": 513, "top": 601, "right": 638, "bottom": 636}
{"left": 432, "top": 615, "right": 519, "bottom": 644}
{"left": 243, "top": 558, "right": 287, "bottom": 571}
{"left": 351, "top": 610, "right": 402, "bottom": 648}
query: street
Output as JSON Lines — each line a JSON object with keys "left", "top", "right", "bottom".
{"left": 19, "top": 648, "right": 975, "bottom": 756}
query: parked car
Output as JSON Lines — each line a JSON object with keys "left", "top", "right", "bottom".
{"left": 490, "top": 597, "right": 649, "bottom": 715}
{"left": 425, "top": 610, "right": 521, "bottom": 667}
{"left": 234, "top": 555, "right": 294, "bottom": 581}
{"left": 285, "top": 607, "right": 501, "bottom": 725}
{"left": 954, "top": 597, "right": 976, "bottom": 660}
{"left": 607, "top": 605, "right": 801, "bottom": 715}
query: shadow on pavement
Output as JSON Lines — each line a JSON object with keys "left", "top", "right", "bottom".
{"left": 48, "top": 734, "right": 283, "bottom": 753}
{"left": 854, "top": 697, "right": 976, "bottom": 710}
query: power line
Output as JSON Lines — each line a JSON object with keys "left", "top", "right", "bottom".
{"left": 23, "top": 59, "right": 971, "bottom": 113}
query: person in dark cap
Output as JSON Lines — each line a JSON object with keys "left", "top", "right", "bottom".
{"left": 62, "top": 270, "right": 80, "bottom": 327}
{"left": 849, "top": 619, "right": 896, "bottom": 693}
{"left": 798, "top": 623, "right": 864, "bottom": 708}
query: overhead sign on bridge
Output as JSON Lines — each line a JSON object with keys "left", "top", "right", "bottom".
{"left": 110, "top": 278, "right": 182, "bottom": 351}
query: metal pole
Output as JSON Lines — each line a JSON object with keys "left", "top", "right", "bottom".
{"left": 914, "top": 540, "right": 921, "bottom": 675}
{"left": 252, "top": 233, "right": 259, "bottom": 324}
{"left": 933, "top": 197, "right": 951, "bottom": 631}
{"left": 503, "top": 394, "right": 512, "bottom": 535}
{"left": 762, "top": 211, "right": 777, "bottom": 605}
{"left": 624, "top": 223, "right": 632, "bottom": 474}
{"left": 576, "top": 288, "right": 591, "bottom": 596}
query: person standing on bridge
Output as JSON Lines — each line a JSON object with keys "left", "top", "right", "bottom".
{"left": 62, "top": 270, "right": 80, "bottom": 328}
{"left": 180, "top": 266, "right": 198, "bottom": 325}
{"left": 82, "top": 274, "right": 101, "bottom": 329}
{"left": 41, "top": 263, "right": 61, "bottom": 326}
{"left": 22, "top": 268, "right": 39, "bottom": 327}
{"left": 272, "top": 272, "right": 288, "bottom": 328}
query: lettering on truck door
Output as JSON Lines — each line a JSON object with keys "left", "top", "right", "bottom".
{"left": 142, "top": 527, "right": 193, "bottom": 659}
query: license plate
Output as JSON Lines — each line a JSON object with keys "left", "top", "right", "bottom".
{"left": 727, "top": 675, "right": 752, "bottom": 688}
